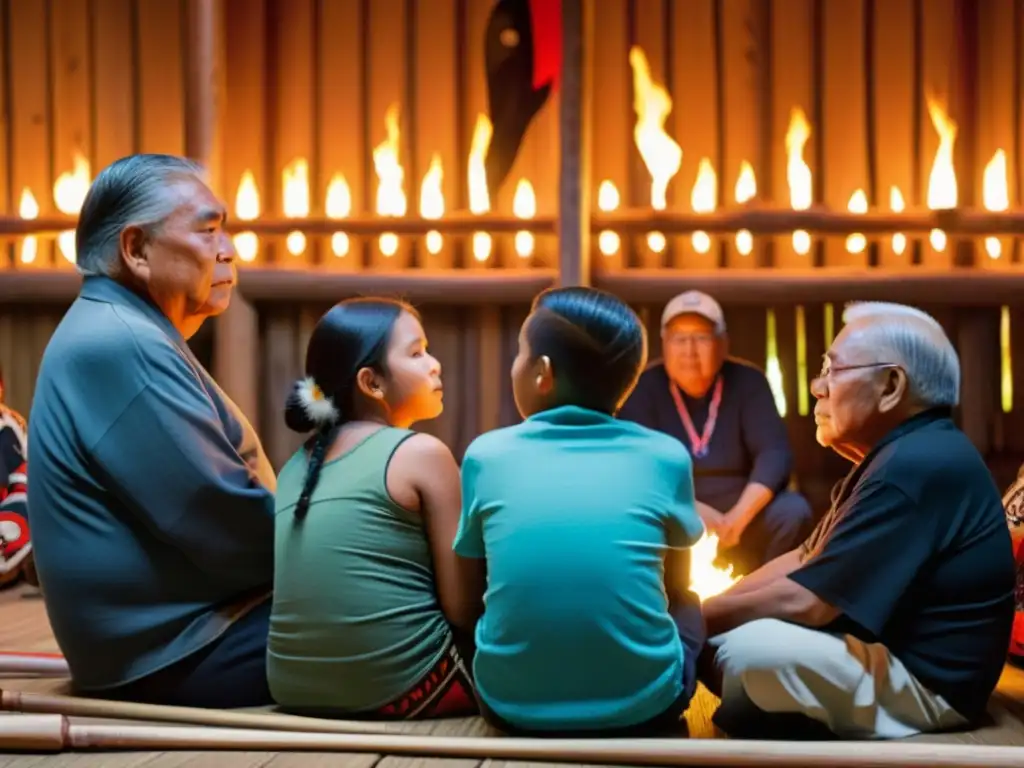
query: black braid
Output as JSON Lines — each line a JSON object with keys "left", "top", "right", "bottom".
{"left": 294, "top": 425, "right": 337, "bottom": 521}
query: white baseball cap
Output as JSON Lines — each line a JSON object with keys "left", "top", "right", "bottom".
{"left": 661, "top": 290, "right": 726, "bottom": 333}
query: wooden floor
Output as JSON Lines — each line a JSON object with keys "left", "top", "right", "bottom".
{"left": 2, "top": 585, "right": 1024, "bottom": 766}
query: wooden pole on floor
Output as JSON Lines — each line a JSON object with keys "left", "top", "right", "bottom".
{"left": 1, "top": 713, "right": 1023, "bottom": 767}
{"left": 0, "top": 689, "right": 387, "bottom": 735}
{"left": 0, "top": 652, "right": 68, "bottom": 677}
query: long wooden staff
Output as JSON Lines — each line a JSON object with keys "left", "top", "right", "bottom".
{"left": 0, "top": 689, "right": 389, "bottom": 734}
{"left": 0, "top": 652, "right": 68, "bottom": 677}
{"left": 1, "top": 714, "right": 1022, "bottom": 767}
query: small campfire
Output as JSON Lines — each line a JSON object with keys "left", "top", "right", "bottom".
{"left": 688, "top": 533, "right": 739, "bottom": 602}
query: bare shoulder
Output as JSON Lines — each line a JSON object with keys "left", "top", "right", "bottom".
{"left": 394, "top": 432, "right": 458, "bottom": 469}
{"left": 387, "top": 432, "right": 460, "bottom": 512}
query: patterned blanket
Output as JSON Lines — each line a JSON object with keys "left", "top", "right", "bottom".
{"left": 0, "top": 404, "right": 30, "bottom": 587}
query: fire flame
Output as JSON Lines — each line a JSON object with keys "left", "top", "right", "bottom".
{"left": 420, "top": 154, "right": 444, "bottom": 256}
{"left": 468, "top": 113, "right": 493, "bottom": 262}
{"left": 983, "top": 149, "right": 1008, "bottom": 260}
{"left": 785, "top": 108, "right": 813, "bottom": 256}
{"left": 845, "top": 189, "right": 868, "bottom": 254}
{"left": 373, "top": 103, "right": 407, "bottom": 257}
{"left": 325, "top": 173, "right": 352, "bottom": 257}
{"left": 18, "top": 189, "right": 38, "bottom": 265}
{"left": 735, "top": 161, "right": 756, "bottom": 256}
{"left": 597, "top": 181, "right": 621, "bottom": 256}
{"left": 889, "top": 187, "right": 906, "bottom": 256}
{"left": 688, "top": 533, "right": 738, "bottom": 602}
{"left": 926, "top": 99, "right": 957, "bottom": 252}
{"left": 282, "top": 158, "right": 310, "bottom": 256}
{"left": 53, "top": 153, "right": 91, "bottom": 264}
{"left": 512, "top": 178, "right": 536, "bottom": 258}
{"left": 690, "top": 158, "right": 716, "bottom": 254}
{"left": 629, "top": 46, "right": 681, "bottom": 255}
{"left": 233, "top": 171, "right": 260, "bottom": 262}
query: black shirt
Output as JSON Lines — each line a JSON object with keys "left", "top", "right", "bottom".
{"left": 789, "top": 408, "right": 1015, "bottom": 722}
{"left": 618, "top": 359, "right": 792, "bottom": 509}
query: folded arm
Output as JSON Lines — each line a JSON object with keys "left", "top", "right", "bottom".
{"left": 703, "top": 559, "right": 839, "bottom": 636}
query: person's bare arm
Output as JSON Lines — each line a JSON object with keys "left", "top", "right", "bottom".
{"left": 702, "top": 574, "right": 840, "bottom": 637}
{"left": 400, "top": 434, "right": 485, "bottom": 634}
{"left": 722, "top": 547, "right": 804, "bottom": 596}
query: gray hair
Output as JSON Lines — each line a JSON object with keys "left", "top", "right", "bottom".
{"left": 841, "top": 301, "right": 960, "bottom": 407}
{"left": 75, "top": 154, "right": 207, "bottom": 277}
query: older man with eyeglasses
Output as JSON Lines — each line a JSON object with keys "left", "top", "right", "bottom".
{"left": 618, "top": 290, "right": 813, "bottom": 574}
{"left": 699, "top": 301, "right": 1015, "bottom": 740}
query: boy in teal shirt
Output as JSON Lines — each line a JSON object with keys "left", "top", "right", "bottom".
{"left": 454, "top": 287, "right": 706, "bottom": 735}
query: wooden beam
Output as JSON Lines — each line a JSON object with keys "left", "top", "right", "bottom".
{"left": 14, "top": 266, "right": 1024, "bottom": 309}
{"left": 12, "top": 207, "right": 1024, "bottom": 238}
{"left": 237, "top": 269, "right": 558, "bottom": 304}
{"left": 596, "top": 268, "right": 1024, "bottom": 306}
{"left": 556, "top": 0, "right": 591, "bottom": 286}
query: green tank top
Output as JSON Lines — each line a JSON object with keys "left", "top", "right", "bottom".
{"left": 267, "top": 427, "right": 451, "bottom": 712}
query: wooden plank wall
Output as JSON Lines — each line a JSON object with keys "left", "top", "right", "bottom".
{"left": 0, "top": 0, "right": 1023, "bottom": 497}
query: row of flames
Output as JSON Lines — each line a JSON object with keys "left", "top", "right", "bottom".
{"left": 622, "top": 46, "right": 1010, "bottom": 261}
{"left": 17, "top": 154, "right": 91, "bottom": 265}
{"left": 15, "top": 45, "right": 1007, "bottom": 272}
{"left": 233, "top": 104, "right": 537, "bottom": 264}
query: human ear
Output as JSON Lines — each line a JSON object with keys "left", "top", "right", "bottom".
{"left": 355, "top": 367, "right": 385, "bottom": 401}
{"left": 119, "top": 226, "right": 150, "bottom": 280}
{"left": 534, "top": 355, "right": 555, "bottom": 395}
{"left": 877, "top": 367, "right": 907, "bottom": 413}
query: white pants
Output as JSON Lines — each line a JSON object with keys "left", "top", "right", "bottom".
{"left": 709, "top": 619, "right": 969, "bottom": 739}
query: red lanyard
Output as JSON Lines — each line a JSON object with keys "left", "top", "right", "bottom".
{"left": 668, "top": 376, "right": 723, "bottom": 459}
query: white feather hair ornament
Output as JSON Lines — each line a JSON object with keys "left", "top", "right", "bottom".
{"left": 296, "top": 377, "right": 340, "bottom": 426}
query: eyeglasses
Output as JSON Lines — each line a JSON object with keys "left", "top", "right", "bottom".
{"left": 816, "top": 361, "right": 901, "bottom": 381}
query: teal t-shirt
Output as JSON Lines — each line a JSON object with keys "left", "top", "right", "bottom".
{"left": 453, "top": 405, "right": 704, "bottom": 731}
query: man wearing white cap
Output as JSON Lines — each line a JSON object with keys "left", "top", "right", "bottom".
{"left": 619, "top": 290, "right": 812, "bottom": 574}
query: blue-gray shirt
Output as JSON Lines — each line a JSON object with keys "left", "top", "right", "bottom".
{"left": 27, "top": 276, "right": 276, "bottom": 691}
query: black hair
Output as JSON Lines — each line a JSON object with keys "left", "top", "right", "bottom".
{"left": 525, "top": 286, "right": 647, "bottom": 414}
{"left": 283, "top": 297, "right": 418, "bottom": 520}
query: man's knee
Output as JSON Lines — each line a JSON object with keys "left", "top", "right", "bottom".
{"left": 764, "top": 491, "right": 814, "bottom": 541}
{"left": 713, "top": 619, "right": 808, "bottom": 680}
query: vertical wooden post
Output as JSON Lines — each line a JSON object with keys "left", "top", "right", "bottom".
{"left": 186, "top": 0, "right": 259, "bottom": 426}
{"left": 184, "top": 0, "right": 216, "bottom": 166}
{"left": 872, "top": 0, "right": 915, "bottom": 270}
{"left": 821, "top": 0, "right": 869, "bottom": 269}
{"left": 557, "top": 0, "right": 591, "bottom": 287}
{"left": 670, "top": 0, "right": 720, "bottom": 271}
{"left": 589, "top": 0, "right": 629, "bottom": 272}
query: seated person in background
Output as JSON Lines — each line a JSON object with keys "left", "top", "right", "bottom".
{"left": 454, "top": 286, "right": 706, "bottom": 737}
{"left": 619, "top": 290, "right": 813, "bottom": 574}
{"left": 0, "top": 366, "right": 30, "bottom": 588}
{"left": 700, "top": 302, "right": 1015, "bottom": 740}
{"left": 28, "top": 154, "right": 276, "bottom": 708}
{"left": 268, "top": 298, "right": 482, "bottom": 720}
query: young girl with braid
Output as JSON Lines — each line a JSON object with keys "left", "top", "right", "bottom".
{"left": 268, "top": 298, "right": 483, "bottom": 719}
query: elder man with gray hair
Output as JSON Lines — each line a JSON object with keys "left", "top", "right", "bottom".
{"left": 28, "top": 154, "right": 276, "bottom": 708}
{"left": 699, "top": 302, "right": 1015, "bottom": 739}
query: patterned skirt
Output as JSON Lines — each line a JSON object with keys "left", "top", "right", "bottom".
{"left": 1003, "top": 472, "right": 1024, "bottom": 658}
